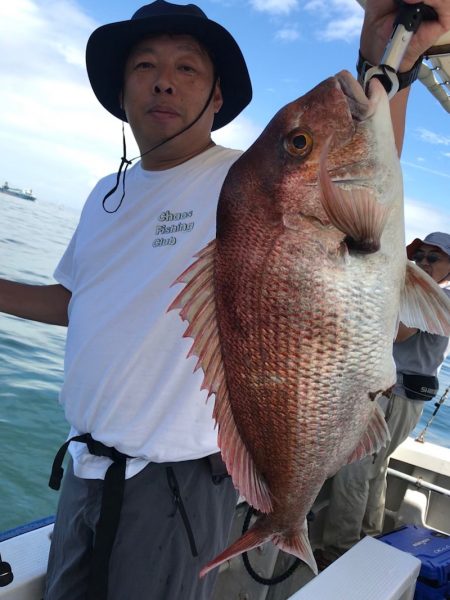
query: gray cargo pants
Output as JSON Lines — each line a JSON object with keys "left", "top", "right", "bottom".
{"left": 45, "top": 457, "right": 237, "bottom": 600}
{"left": 321, "top": 392, "right": 424, "bottom": 561}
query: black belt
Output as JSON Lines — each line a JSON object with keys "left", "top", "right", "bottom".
{"left": 49, "top": 433, "right": 131, "bottom": 600}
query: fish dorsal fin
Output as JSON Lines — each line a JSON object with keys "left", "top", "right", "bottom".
{"left": 400, "top": 261, "right": 450, "bottom": 336}
{"left": 169, "top": 240, "right": 273, "bottom": 514}
{"left": 344, "top": 403, "right": 390, "bottom": 466}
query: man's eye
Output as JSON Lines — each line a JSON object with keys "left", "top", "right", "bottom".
{"left": 179, "top": 65, "right": 196, "bottom": 73}
{"left": 134, "top": 61, "right": 154, "bottom": 71}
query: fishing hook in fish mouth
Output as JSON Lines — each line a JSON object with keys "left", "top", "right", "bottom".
{"left": 335, "top": 71, "right": 380, "bottom": 122}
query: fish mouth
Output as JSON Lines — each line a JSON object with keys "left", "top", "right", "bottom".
{"left": 335, "top": 70, "right": 385, "bottom": 122}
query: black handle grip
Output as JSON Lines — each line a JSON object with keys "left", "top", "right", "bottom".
{"left": 395, "top": 1, "right": 438, "bottom": 31}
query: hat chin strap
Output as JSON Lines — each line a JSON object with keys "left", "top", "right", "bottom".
{"left": 102, "top": 76, "right": 219, "bottom": 214}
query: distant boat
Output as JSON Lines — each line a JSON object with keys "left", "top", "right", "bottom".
{"left": 1, "top": 181, "right": 36, "bottom": 202}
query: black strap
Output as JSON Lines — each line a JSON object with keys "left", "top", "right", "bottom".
{"left": 49, "top": 434, "right": 130, "bottom": 600}
{"left": 49, "top": 433, "right": 92, "bottom": 490}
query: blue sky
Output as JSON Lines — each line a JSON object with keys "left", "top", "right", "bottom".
{"left": 0, "top": 0, "right": 449, "bottom": 242}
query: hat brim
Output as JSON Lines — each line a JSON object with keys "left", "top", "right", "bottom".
{"left": 406, "top": 237, "right": 450, "bottom": 259}
{"left": 86, "top": 14, "right": 252, "bottom": 131}
{"left": 406, "top": 238, "right": 424, "bottom": 260}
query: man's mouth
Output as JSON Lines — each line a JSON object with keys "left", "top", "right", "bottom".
{"left": 148, "top": 105, "right": 180, "bottom": 118}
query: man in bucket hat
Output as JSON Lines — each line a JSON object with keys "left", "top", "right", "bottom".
{"left": 317, "top": 232, "right": 450, "bottom": 570}
{"left": 0, "top": 1, "right": 449, "bottom": 598}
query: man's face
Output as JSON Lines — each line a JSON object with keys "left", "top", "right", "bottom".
{"left": 122, "top": 34, "right": 223, "bottom": 156}
{"left": 411, "top": 242, "right": 450, "bottom": 283}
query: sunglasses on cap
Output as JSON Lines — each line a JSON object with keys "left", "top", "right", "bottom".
{"left": 412, "top": 251, "right": 445, "bottom": 264}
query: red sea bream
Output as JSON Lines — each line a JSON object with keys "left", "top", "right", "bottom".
{"left": 169, "top": 70, "right": 450, "bottom": 576}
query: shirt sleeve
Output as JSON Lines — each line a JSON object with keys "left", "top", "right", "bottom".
{"left": 53, "top": 227, "right": 78, "bottom": 292}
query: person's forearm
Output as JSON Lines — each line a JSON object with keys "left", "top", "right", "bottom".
{"left": 395, "top": 321, "right": 418, "bottom": 343}
{"left": 0, "top": 280, "right": 71, "bottom": 326}
{"left": 389, "top": 87, "right": 410, "bottom": 156}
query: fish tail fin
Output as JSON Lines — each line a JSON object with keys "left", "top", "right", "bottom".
{"left": 199, "top": 522, "right": 270, "bottom": 578}
{"left": 273, "top": 520, "right": 318, "bottom": 575}
{"left": 318, "top": 142, "right": 389, "bottom": 254}
{"left": 200, "top": 519, "right": 318, "bottom": 578}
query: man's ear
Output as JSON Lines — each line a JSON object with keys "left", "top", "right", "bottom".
{"left": 213, "top": 78, "right": 223, "bottom": 114}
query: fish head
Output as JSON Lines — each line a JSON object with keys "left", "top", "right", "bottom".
{"left": 218, "top": 70, "right": 402, "bottom": 253}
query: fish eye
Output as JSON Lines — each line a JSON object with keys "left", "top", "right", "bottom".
{"left": 285, "top": 129, "right": 313, "bottom": 158}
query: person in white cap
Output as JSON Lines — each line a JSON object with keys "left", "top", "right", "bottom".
{"left": 0, "top": 0, "right": 449, "bottom": 598}
{"left": 317, "top": 232, "right": 450, "bottom": 569}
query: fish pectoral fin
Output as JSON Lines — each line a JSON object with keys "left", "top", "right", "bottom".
{"left": 318, "top": 147, "right": 389, "bottom": 254}
{"left": 345, "top": 403, "right": 390, "bottom": 464}
{"left": 399, "top": 261, "right": 450, "bottom": 336}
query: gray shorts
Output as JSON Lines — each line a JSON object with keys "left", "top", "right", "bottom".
{"left": 45, "top": 457, "right": 237, "bottom": 600}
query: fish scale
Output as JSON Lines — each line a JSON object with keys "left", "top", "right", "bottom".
{"left": 169, "top": 70, "right": 450, "bottom": 577}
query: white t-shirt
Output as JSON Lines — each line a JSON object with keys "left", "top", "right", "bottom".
{"left": 54, "top": 145, "right": 242, "bottom": 479}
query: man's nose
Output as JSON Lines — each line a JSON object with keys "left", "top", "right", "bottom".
{"left": 153, "top": 82, "right": 173, "bottom": 94}
{"left": 153, "top": 69, "right": 174, "bottom": 95}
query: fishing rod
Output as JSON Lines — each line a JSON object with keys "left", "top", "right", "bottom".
{"left": 415, "top": 385, "right": 449, "bottom": 443}
{"left": 361, "top": 0, "right": 438, "bottom": 98}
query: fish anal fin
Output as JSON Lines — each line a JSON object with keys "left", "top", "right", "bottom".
{"left": 400, "top": 261, "right": 450, "bottom": 336}
{"left": 346, "top": 403, "right": 390, "bottom": 465}
{"left": 319, "top": 144, "right": 389, "bottom": 253}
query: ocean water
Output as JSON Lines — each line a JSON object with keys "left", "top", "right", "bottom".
{"left": 0, "top": 193, "right": 449, "bottom": 533}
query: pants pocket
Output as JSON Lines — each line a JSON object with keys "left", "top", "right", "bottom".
{"left": 166, "top": 466, "right": 198, "bottom": 557}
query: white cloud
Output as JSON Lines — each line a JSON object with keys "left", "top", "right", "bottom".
{"left": 320, "top": 14, "right": 363, "bottom": 41}
{"left": 0, "top": 0, "right": 131, "bottom": 209}
{"left": 275, "top": 27, "right": 300, "bottom": 42}
{"left": 212, "top": 116, "right": 262, "bottom": 151}
{"left": 250, "top": 0, "right": 363, "bottom": 45}
{"left": 401, "top": 160, "right": 450, "bottom": 180}
{"left": 249, "top": 0, "right": 298, "bottom": 15}
{"left": 404, "top": 197, "right": 450, "bottom": 243}
{"left": 417, "top": 128, "right": 450, "bottom": 146}
{"left": 304, "top": 0, "right": 326, "bottom": 10}
{"left": 305, "top": 0, "right": 364, "bottom": 42}
{"left": 0, "top": 0, "right": 91, "bottom": 74}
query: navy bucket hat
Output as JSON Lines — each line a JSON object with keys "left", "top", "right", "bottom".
{"left": 407, "top": 232, "right": 450, "bottom": 260}
{"left": 86, "top": 0, "right": 252, "bottom": 131}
